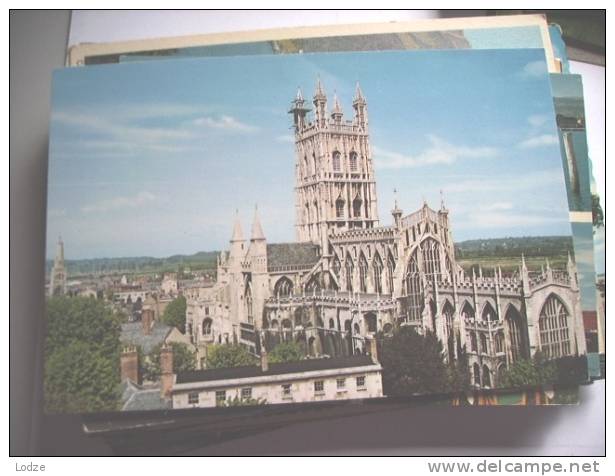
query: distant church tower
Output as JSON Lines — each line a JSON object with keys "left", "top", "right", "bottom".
{"left": 49, "top": 236, "right": 67, "bottom": 296}
{"left": 290, "top": 79, "right": 379, "bottom": 252}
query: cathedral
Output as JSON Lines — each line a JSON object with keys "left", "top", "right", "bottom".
{"left": 186, "top": 79, "right": 586, "bottom": 389}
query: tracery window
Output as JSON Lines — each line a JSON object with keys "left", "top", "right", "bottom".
{"left": 274, "top": 277, "right": 293, "bottom": 298}
{"left": 353, "top": 195, "right": 363, "bottom": 218}
{"left": 482, "top": 365, "right": 491, "bottom": 387}
{"left": 494, "top": 331, "right": 504, "bottom": 354}
{"left": 332, "top": 151, "right": 341, "bottom": 172}
{"left": 403, "top": 250, "right": 423, "bottom": 323}
{"left": 386, "top": 252, "right": 395, "bottom": 294}
{"left": 349, "top": 152, "right": 358, "bottom": 171}
{"left": 482, "top": 302, "right": 498, "bottom": 321}
{"left": 336, "top": 197, "right": 345, "bottom": 218}
{"left": 202, "top": 318, "right": 212, "bottom": 336}
{"left": 461, "top": 301, "right": 475, "bottom": 320}
{"left": 470, "top": 331, "right": 477, "bottom": 352}
{"left": 480, "top": 333, "right": 488, "bottom": 354}
{"left": 420, "top": 238, "right": 441, "bottom": 279}
{"left": 345, "top": 256, "right": 354, "bottom": 292}
{"left": 245, "top": 286, "right": 253, "bottom": 324}
{"left": 373, "top": 253, "right": 383, "bottom": 294}
{"left": 539, "top": 295, "right": 571, "bottom": 358}
{"left": 506, "top": 305, "right": 526, "bottom": 362}
{"left": 332, "top": 255, "right": 342, "bottom": 280}
{"left": 358, "top": 253, "right": 368, "bottom": 292}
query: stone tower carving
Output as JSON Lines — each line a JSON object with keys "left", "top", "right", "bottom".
{"left": 49, "top": 236, "right": 67, "bottom": 296}
{"left": 290, "top": 79, "right": 379, "bottom": 253}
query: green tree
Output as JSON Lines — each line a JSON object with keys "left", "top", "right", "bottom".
{"left": 592, "top": 193, "right": 604, "bottom": 229}
{"left": 206, "top": 344, "right": 256, "bottom": 369}
{"left": 377, "top": 326, "right": 450, "bottom": 396}
{"left": 161, "top": 295, "right": 187, "bottom": 333}
{"left": 268, "top": 341, "right": 305, "bottom": 363}
{"left": 447, "top": 341, "right": 471, "bottom": 393}
{"left": 142, "top": 342, "right": 197, "bottom": 381}
{"left": 222, "top": 395, "right": 267, "bottom": 407}
{"left": 498, "top": 351, "right": 557, "bottom": 389}
{"left": 44, "top": 296, "right": 122, "bottom": 413}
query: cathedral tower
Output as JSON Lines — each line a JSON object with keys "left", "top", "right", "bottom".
{"left": 290, "top": 79, "right": 379, "bottom": 252}
{"left": 49, "top": 236, "right": 67, "bottom": 296}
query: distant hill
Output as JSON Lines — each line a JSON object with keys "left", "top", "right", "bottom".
{"left": 48, "top": 235, "right": 574, "bottom": 277}
{"left": 46, "top": 251, "right": 220, "bottom": 277}
{"left": 454, "top": 235, "right": 573, "bottom": 259}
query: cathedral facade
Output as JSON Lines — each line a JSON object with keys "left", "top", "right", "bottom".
{"left": 186, "top": 80, "right": 586, "bottom": 388}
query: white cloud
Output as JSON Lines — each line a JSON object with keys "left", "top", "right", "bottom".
{"left": 519, "top": 60, "right": 547, "bottom": 79}
{"left": 528, "top": 114, "right": 549, "bottom": 127}
{"left": 192, "top": 115, "right": 258, "bottom": 132}
{"left": 48, "top": 208, "right": 67, "bottom": 218}
{"left": 275, "top": 134, "right": 295, "bottom": 143}
{"left": 81, "top": 191, "right": 156, "bottom": 214}
{"left": 459, "top": 211, "right": 565, "bottom": 230}
{"left": 373, "top": 135, "right": 498, "bottom": 169}
{"left": 481, "top": 202, "right": 514, "bottom": 211}
{"left": 444, "top": 168, "right": 564, "bottom": 195}
{"left": 519, "top": 134, "right": 559, "bottom": 149}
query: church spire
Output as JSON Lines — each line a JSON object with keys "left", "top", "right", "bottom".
{"left": 331, "top": 92, "right": 343, "bottom": 124}
{"left": 313, "top": 76, "right": 327, "bottom": 128}
{"left": 230, "top": 209, "right": 244, "bottom": 243}
{"left": 251, "top": 205, "right": 266, "bottom": 241}
{"left": 353, "top": 81, "right": 365, "bottom": 103}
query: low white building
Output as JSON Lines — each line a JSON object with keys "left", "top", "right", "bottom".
{"left": 171, "top": 354, "right": 383, "bottom": 409}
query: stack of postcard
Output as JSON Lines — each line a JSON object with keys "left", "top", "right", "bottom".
{"left": 43, "top": 14, "right": 604, "bottom": 435}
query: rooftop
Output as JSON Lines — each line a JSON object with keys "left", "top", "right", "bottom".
{"left": 267, "top": 242, "right": 320, "bottom": 271}
{"left": 176, "top": 354, "right": 376, "bottom": 384}
{"left": 120, "top": 320, "right": 172, "bottom": 354}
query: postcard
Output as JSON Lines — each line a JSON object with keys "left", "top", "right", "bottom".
{"left": 46, "top": 47, "right": 589, "bottom": 414}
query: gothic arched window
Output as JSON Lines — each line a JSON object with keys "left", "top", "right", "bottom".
{"left": 539, "top": 294, "right": 571, "bottom": 359}
{"left": 336, "top": 197, "right": 345, "bottom": 218}
{"left": 202, "top": 318, "right": 212, "bottom": 336}
{"left": 332, "top": 255, "right": 341, "bottom": 280}
{"left": 358, "top": 253, "right": 368, "bottom": 292}
{"left": 274, "top": 277, "right": 293, "bottom": 298}
{"left": 345, "top": 255, "right": 354, "bottom": 292}
{"left": 473, "top": 363, "right": 481, "bottom": 386}
{"left": 442, "top": 300, "right": 455, "bottom": 358}
{"left": 373, "top": 253, "right": 383, "bottom": 294}
{"left": 386, "top": 251, "right": 395, "bottom": 295}
{"left": 505, "top": 305, "right": 527, "bottom": 362}
{"left": 353, "top": 195, "right": 363, "bottom": 218}
{"left": 480, "top": 333, "right": 488, "bottom": 354}
{"left": 403, "top": 250, "right": 423, "bottom": 323}
{"left": 420, "top": 238, "right": 441, "bottom": 280}
{"left": 332, "top": 151, "right": 341, "bottom": 172}
{"left": 470, "top": 331, "right": 477, "bottom": 352}
{"left": 349, "top": 152, "right": 358, "bottom": 171}
{"left": 461, "top": 301, "right": 475, "bottom": 320}
{"left": 481, "top": 302, "right": 497, "bottom": 322}
{"left": 494, "top": 331, "right": 504, "bottom": 354}
{"left": 245, "top": 286, "right": 253, "bottom": 324}
{"left": 482, "top": 365, "right": 491, "bottom": 387}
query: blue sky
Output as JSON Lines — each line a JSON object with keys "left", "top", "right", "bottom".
{"left": 47, "top": 48, "right": 572, "bottom": 259}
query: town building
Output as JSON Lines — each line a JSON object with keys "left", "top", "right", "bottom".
{"left": 172, "top": 352, "right": 383, "bottom": 409}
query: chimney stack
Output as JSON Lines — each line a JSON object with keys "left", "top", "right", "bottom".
{"left": 120, "top": 346, "right": 139, "bottom": 384}
{"left": 160, "top": 343, "right": 174, "bottom": 399}
{"left": 366, "top": 337, "right": 378, "bottom": 363}
{"left": 142, "top": 308, "right": 154, "bottom": 335}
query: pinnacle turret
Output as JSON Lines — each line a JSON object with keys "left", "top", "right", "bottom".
{"left": 251, "top": 205, "right": 266, "bottom": 241}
